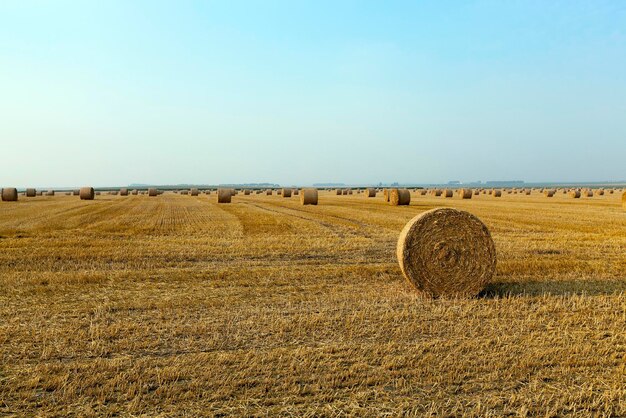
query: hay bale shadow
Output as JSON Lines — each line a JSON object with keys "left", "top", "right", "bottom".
{"left": 480, "top": 279, "right": 626, "bottom": 298}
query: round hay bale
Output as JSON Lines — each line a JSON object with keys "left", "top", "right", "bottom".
{"left": 65, "top": 192, "right": 72, "bottom": 196}
{"left": 383, "top": 189, "right": 390, "bottom": 201}
{"left": 190, "top": 188, "right": 199, "bottom": 196}
{"left": 131, "top": 189, "right": 138, "bottom": 195}
{"left": 244, "top": 189, "right": 251, "bottom": 195}
{"left": 266, "top": 189, "right": 273, "bottom": 196}
{"left": 622, "top": 191, "right": 626, "bottom": 209}
{"left": 473, "top": 189, "right": 479, "bottom": 195}
{"left": 181, "top": 190, "right": 189, "bottom": 195}
{"left": 36, "top": 191, "right": 43, "bottom": 196}
{"left": 1, "top": 188, "right": 18, "bottom": 202}
{"left": 444, "top": 189, "right": 453, "bottom": 198}
{"left": 72, "top": 189, "right": 80, "bottom": 196}
{"left": 277, "top": 190, "right": 282, "bottom": 195}
{"left": 459, "top": 189, "right": 472, "bottom": 199}
{"left": 120, "top": 188, "right": 129, "bottom": 196}
{"left": 493, "top": 190, "right": 502, "bottom": 197}
{"left": 420, "top": 190, "right": 427, "bottom": 195}
{"left": 336, "top": 189, "right": 342, "bottom": 195}
{"left": 434, "top": 189, "right": 443, "bottom": 197}
{"left": 79, "top": 187, "right": 95, "bottom": 200}
{"left": 389, "top": 188, "right": 410, "bottom": 206}
{"left": 365, "top": 188, "right": 376, "bottom": 197}
{"left": 293, "top": 189, "right": 299, "bottom": 195}
{"left": 569, "top": 190, "right": 581, "bottom": 198}
{"left": 597, "top": 189, "right": 604, "bottom": 196}
{"left": 46, "top": 190, "right": 55, "bottom": 196}
{"left": 217, "top": 188, "right": 232, "bottom": 203}
{"left": 544, "top": 190, "right": 555, "bottom": 197}
{"left": 26, "top": 188, "right": 36, "bottom": 197}
{"left": 396, "top": 208, "right": 496, "bottom": 298}
{"left": 148, "top": 188, "right": 158, "bottom": 197}
{"left": 282, "top": 188, "right": 292, "bottom": 198}
{"left": 585, "top": 189, "right": 593, "bottom": 197}
{"left": 300, "top": 188, "right": 318, "bottom": 205}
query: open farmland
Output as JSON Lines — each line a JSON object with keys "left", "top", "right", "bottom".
{"left": 0, "top": 190, "right": 625, "bottom": 416}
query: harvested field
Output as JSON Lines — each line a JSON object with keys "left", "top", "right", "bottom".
{"left": 0, "top": 190, "right": 625, "bottom": 416}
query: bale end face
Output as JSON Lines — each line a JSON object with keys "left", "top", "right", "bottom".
{"left": 397, "top": 208, "right": 496, "bottom": 298}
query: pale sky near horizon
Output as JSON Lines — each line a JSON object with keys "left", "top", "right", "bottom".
{"left": 1, "top": 1, "right": 625, "bottom": 187}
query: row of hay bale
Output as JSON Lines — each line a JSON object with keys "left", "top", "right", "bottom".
{"left": 216, "top": 188, "right": 317, "bottom": 205}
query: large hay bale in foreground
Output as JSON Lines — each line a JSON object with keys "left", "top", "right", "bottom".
{"left": 1, "top": 188, "right": 18, "bottom": 201}
{"left": 217, "top": 188, "right": 232, "bottom": 203}
{"left": 26, "top": 188, "right": 36, "bottom": 197}
{"left": 397, "top": 208, "right": 496, "bottom": 298}
{"left": 79, "top": 187, "right": 95, "bottom": 200}
{"left": 300, "top": 188, "right": 318, "bottom": 205}
{"left": 459, "top": 189, "right": 472, "bottom": 199}
{"left": 365, "top": 188, "right": 376, "bottom": 197}
{"left": 148, "top": 188, "right": 158, "bottom": 197}
{"left": 389, "top": 188, "right": 410, "bottom": 206}
{"left": 282, "top": 188, "right": 292, "bottom": 198}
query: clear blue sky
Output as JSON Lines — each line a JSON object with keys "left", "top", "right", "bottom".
{"left": 1, "top": 1, "right": 625, "bottom": 187}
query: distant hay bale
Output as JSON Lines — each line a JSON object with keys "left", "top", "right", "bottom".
{"left": 459, "top": 189, "right": 472, "bottom": 199}
{"left": 36, "top": 191, "right": 43, "bottom": 196}
{"left": 148, "top": 188, "right": 158, "bottom": 197}
{"left": 73, "top": 189, "right": 80, "bottom": 196}
{"left": 473, "top": 190, "right": 479, "bottom": 195}
{"left": 336, "top": 189, "right": 342, "bottom": 195}
{"left": 444, "top": 189, "right": 453, "bottom": 198}
{"left": 293, "top": 189, "right": 299, "bottom": 195}
{"left": 277, "top": 190, "right": 282, "bottom": 195}
{"left": 544, "top": 189, "right": 555, "bottom": 197}
{"left": 267, "top": 189, "right": 273, "bottom": 195}
{"left": 420, "top": 189, "right": 427, "bottom": 195}
{"left": 120, "top": 188, "right": 129, "bottom": 196}
{"left": 217, "top": 188, "right": 232, "bottom": 203}
{"left": 109, "top": 191, "right": 118, "bottom": 195}
{"left": 493, "top": 190, "right": 502, "bottom": 197}
{"left": 131, "top": 190, "right": 138, "bottom": 195}
{"left": 597, "top": 189, "right": 604, "bottom": 196}
{"left": 348, "top": 189, "right": 353, "bottom": 195}
{"left": 26, "top": 188, "right": 36, "bottom": 197}
{"left": 389, "top": 188, "right": 411, "bottom": 206}
{"left": 525, "top": 189, "right": 531, "bottom": 195}
{"left": 365, "top": 188, "right": 376, "bottom": 197}
{"left": 585, "top": 189, "right": 593, "bottom": 197}
{"left": 569, "top": 190, "right": 581, "bottom": 198}
{"left": 181, "top": 190, "right": 189, "bottom": 195}
{"left": 396, "top": 208, "right": 496, "bottom": 298}
{"left": 434, "top": 189, "right": 443, "bottom": 197}
{"left": 300, "top": 188, "right": 318, "bottom": 205}
{"left": 190, "top": 188, "right": 199, "bottom": 196}
{"left": 1, "top": 188, "right": 18, "bottom": 202}
{"left": 46, "top": 190, "right": 55, "bottom": 196}
{"left": 244, "top": 189, "right": 251, "bottom": 195}
{"left": 282, "top": 188, "right": 292, "bottom": 198}
{"left": 79, "top": 187, "right": 95, "bottom": 200}
{"left": 65, "top": 192, "right": 71, "bottom": 196}
{"left": 342, "top": 189, "right": 349, "bottom": 195}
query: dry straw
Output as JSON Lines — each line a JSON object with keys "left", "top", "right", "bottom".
{"left": 396, "top": 208, "right": 496, "bottom": 298}
{"left": 1, "top": 188, "right": 18, "bottom": 202}
{"left": 459, "top": 189, "right": 472, "bottom": 199}
{"left": 282, "top": 188, "right": 292, "bottom": 198}
{"left": 26, "top": 188, "right": 36, "bottom": 197}
{"left": 384, "top": 189, "right": 390, "bottom": 202}
{"left": 217, "top": 188, "right": 232, "bottom": 203}
{"left": 389, "top": 188, "right": 411, "bottom": 206}
{"left": 79, "top": 187, "right": 95, "bottom": 200}
{"left": 365, "top": 188, "right": 376, "bottom": 197}
{"left": 300, "top": 188, "right": 318, "bottom": 205}
{"left": 148, "top": 188, "right": 158, "bottom": 197}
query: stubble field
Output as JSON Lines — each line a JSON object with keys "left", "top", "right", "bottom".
{"left": 0, "top": 190, "right": 625, "bottom": 416}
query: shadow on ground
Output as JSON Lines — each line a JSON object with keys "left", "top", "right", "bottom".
{"left": 481, "top": 279, "right": 626, "bottom": 298}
